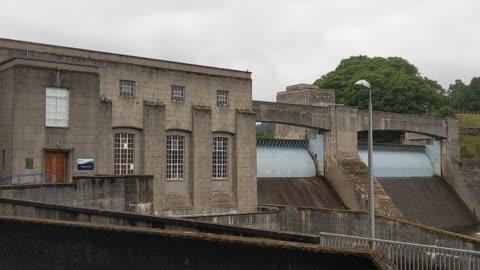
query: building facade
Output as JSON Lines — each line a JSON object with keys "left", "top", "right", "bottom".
{"left": 0, "top": 38, "right": 257, "bottom": 215}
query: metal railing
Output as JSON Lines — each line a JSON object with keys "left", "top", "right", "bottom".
{"left": 0, "top": 173, "right": 55, "bottom": 185}
{"left": 318, "top": 232, "right": 480, "bottom": 270}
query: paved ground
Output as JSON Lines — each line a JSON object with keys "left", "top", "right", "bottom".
{"left": 257, "top": 177, "right": 345, "bottom": 209}
{"left": 378, "top": 177, "right": 478, "bottom": 232}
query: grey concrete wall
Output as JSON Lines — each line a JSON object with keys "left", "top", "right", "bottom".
{"left": 253, "top": 101, "right": 331, "bottom": 131}
{"left": 0, "top": 184, "right": 76, "bottom": 204}
{"left": 357, "top": 110, "right": 449, "bottom": 138}
{"left": 73, "top": 175, "right": 153, "bottom": 213}
{"left": 235, "top": 109, "right": 258, "bottom": 213}
{"left": 0, "top": 175, "right": 153, "bottom": 214}
{"left": 143, "top": 103, "right": 166, "bottom": 214}
{"left": 197, "top": 205, "right": 480, "bottom": 251}
{"left": 274, "top": 206, "right": 480, "bottom": 251}
{"left": 0, "top": 68, "right": 13, "bottom": 178}
{"left": 192, "top": 106, "right": 213, "bottom": 213}
{"left": 275, "top": 84, "right": 335, "bottom": 140}
{"left": 0, "top": 39, "right": 257, "bottom": 216}
{"left": 0, "top": 197, "right": 318, "bottom": 244}
{"left": 0, "top": 39, "right": 253, "bottom": 134}
{"left": 322, "top": 106, "right": 402, "bottom": 218}
{"left": 6, "top": 62, "right": 100, "bottom": 180}
{"left": 0, "top": 215, "right": 392, "bottom": 270}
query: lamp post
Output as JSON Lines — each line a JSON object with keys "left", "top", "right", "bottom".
{"left": 354, "top": 79, "right": 375, "bottom": 249}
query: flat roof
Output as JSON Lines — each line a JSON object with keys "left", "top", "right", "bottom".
{"left": 0, "top": 38, "right": 251, "bottom": 79}
{"left": 0, "top": 55, "right": 98, "bottom": 68}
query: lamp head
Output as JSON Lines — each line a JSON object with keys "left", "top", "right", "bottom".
{"left": 354, "top": 80, "right": 371, "bottom": 89}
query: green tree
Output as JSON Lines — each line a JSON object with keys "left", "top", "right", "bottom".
{"left": 314, "top": 56, "right": 445, "bottom": 114}
{"left": 436, "top": 106, "right": 456, "bottom": 118}
{"left": 448, "top": 78, "right": 480, "bottom": 112}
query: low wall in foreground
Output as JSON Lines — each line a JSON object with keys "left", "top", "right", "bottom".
{"left": 0, "top": 198, "right": 312, "bottom": 244}
{"left": 0, "top": 175, "right": 153, "bottom": 214}
{"left": 0, "top": 216, "right": 394, "bottom": 270}
{"left": 193, "top": 205, "right": 480, "bottom": 251}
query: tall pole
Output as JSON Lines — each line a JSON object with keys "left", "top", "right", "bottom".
{"left": 368, "top": 87, "right": 375, "bottom": 249}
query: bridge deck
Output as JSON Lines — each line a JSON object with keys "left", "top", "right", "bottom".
{"left": 378, "top": 177, "right": 478, "bottom": 231}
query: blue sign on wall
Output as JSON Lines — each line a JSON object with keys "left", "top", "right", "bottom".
{"left": 77, "top": 159, "right": 94, "bottom": 170}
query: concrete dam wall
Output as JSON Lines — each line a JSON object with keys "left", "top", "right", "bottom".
{"left": 256, "top": 140, "right": 316, "bottom": 178}
{"left": 378, "top": 177, "right": 478, "bottom": 231}
{"left": 256, "top": 139, "right": 343, "bottom": 209}
{"left": 357, "top": 143, "right": 440, "bottom": 177}
{"left": 356, "top": 143, "right": 478, "bottom": 231}
{"left": 258, "top": 177, "right": 344, "bottom": 209}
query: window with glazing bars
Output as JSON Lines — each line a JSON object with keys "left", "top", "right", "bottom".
{"left": 119, "top": 80, "right": 135, "bottom": 97}
{"left": 217, "top": 90, "right": 229, "bottom": 106}
{"left": 114, "top": 133, "right": 135, "bottom": 175}
{"left": 45, "top": 87, "right": 69, "bottom": 127}
{"left": 212, "top": 137, "right": 228, "bottom": 179}
{"left": 171, "top": 85, "right": 185, "bottom": 102}
{"left": 166, "top": 135, "right": 184, "bottom": 180}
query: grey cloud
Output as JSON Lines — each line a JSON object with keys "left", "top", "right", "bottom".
{"left": 2, "top": 0, "right": 479, "bottom": 101}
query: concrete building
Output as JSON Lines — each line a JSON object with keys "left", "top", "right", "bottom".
{"left": 274, "top": 84, "right": 336, "bottom": 140}
{"left": 0, "top": 38, "right": 257, "bottom": 216}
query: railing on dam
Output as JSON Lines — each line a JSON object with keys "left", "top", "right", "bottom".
{"left": 318, "top": 232, "right": 480, "bottom": 270}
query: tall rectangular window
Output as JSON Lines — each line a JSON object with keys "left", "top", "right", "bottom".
{"left": 217, "top": 90, "right": 229, "bottom": 106}
{"left": 212, "top": 137, "right": 228, "bottom": 179}
{"left": 114, "top": 133, "right": 135, "bottom": 175}
{"left": 119, "top": 80, "right": 135, "bottom": 97}
{"left": 46, "top": 87, "right": 69, "bottom": 127}
{"left": 171, "top": 85, "right": 185, "bottom": 102}
{"left": 166, "top": 135, "right": 184, "bottom": 180}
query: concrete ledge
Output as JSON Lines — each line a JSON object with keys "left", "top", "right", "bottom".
{"left": 0, "top": 215, "right": 393, "bottom": 269}
{"left": 0, "top": 183, "right": 75, "bottom": 190}
{"left": 0, "top": 197, "right": 318, "bottom": 244}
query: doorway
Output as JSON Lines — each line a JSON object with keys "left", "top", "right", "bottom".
{"left": 45, "top": 151, "right": 67, "bottom": 183}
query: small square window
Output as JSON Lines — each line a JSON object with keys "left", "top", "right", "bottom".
{"left": 171, "top": 85, "right": 185, "bottom": 102}
{"left": 119, "top": 80, "right": 135, "bottom": 97}
{"left": 217, "top": 90, "right": 229, "bottom": 106}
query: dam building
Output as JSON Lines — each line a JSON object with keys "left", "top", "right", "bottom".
{"left": 255, "top": 84, "right": 479, "bottom": 233}
{"left": 0, "top": 38, "right": 257, "bottom": 216}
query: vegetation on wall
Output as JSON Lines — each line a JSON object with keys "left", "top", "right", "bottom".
{"left": 256, "top": 132, "right": 274, "bottom": 140}
{"left": 460, "top": 135, "right": 480, "bottom": 160}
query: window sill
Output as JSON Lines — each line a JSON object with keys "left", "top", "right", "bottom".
{"left": 166, "top": 179, "right": 184, "bottom": 182}
{"left": 45, "top": 126, "right": 70, "bottom": 129}
{"left": 119, "top": 96, "right": 136, "bottom": 99}
{"left": 212, "top": 178, "right": 228, "bottom": 181}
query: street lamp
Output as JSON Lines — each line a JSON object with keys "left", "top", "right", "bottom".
{"left": 354, "top": 79, "right": 375, "bottom": 248}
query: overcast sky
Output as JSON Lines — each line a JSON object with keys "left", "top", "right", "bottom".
{"left": 1, "top": 0, "right": 479, "bottom": 101}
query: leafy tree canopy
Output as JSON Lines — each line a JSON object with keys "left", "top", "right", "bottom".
{"left": 448, "top": 77, "right": 480, "bottom": 111}
{"left": 314, "top": 56, "right": 446, "bottom": 114}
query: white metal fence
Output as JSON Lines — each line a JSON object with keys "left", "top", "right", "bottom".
{"left": 318, "top": 232, "right": 480, "bottom": 270}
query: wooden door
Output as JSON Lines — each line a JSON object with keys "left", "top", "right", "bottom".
{"left": 45, "top": 152, "right": 67, "bottom": 183}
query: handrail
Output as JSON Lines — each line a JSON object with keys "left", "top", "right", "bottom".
{"left": 317, "top": 231, "right": 480, "bottom": 270}
{"left": 318, "top": 232, "right": 480, "bottom": 255}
